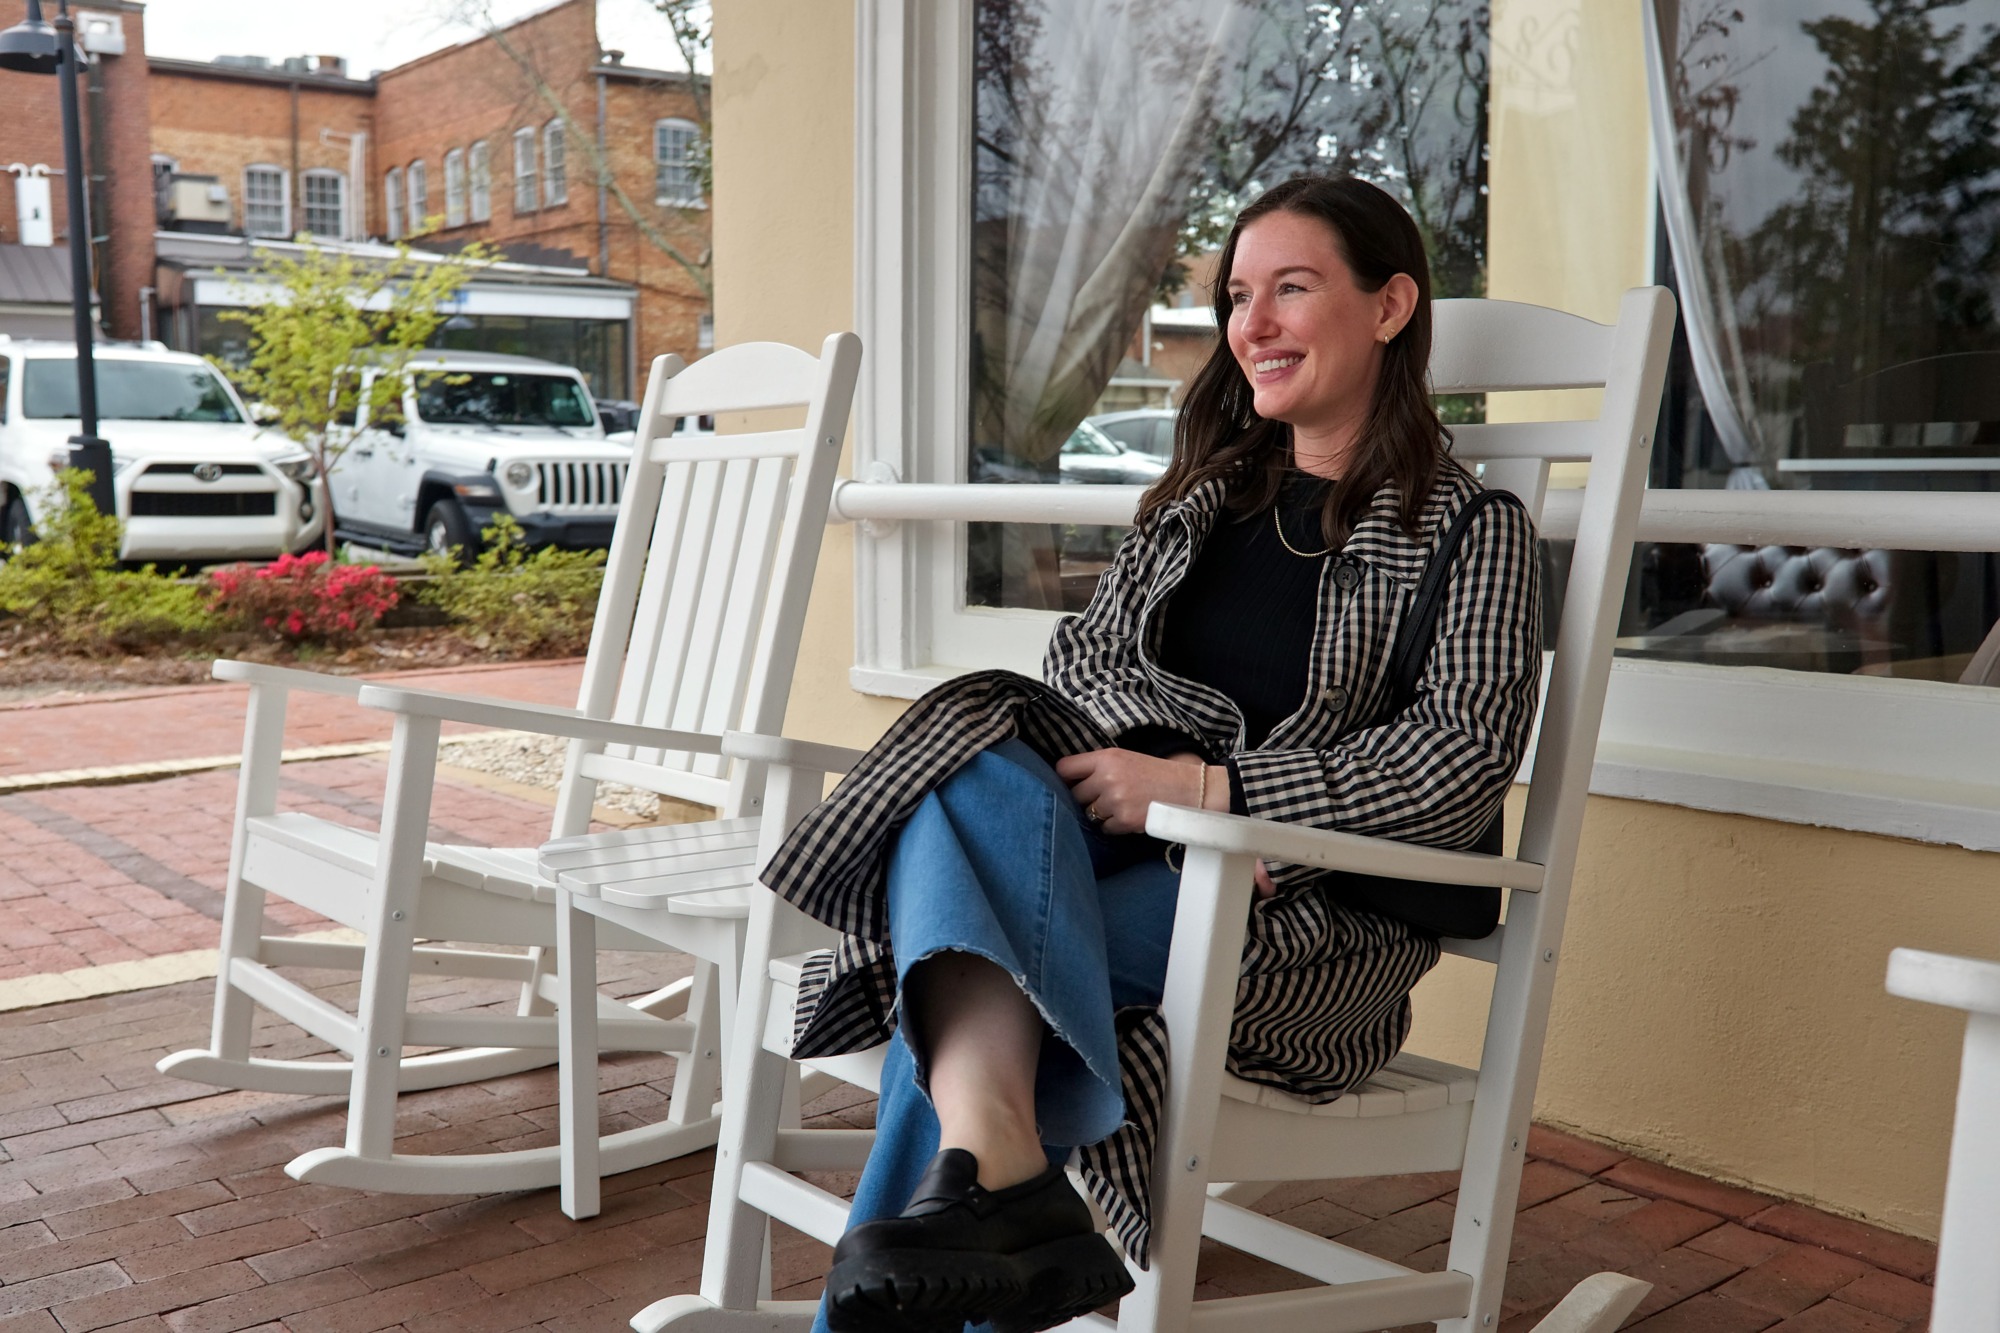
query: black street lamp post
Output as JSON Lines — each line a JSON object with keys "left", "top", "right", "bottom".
{"left": 0, "top": 0, "right": 116, "bottom": 518}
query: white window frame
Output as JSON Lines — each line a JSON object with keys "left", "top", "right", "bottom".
{"left": 300, "top": 168, "right": 346, "bottom": 238}
{"left": 384, "top": 166, "right": 404, "bottom": 240}
{"left": 848, "top": 0, "right": 2000, "bottom": 853}
{"left": 444, "top": 148, "right": 467, "bottom": 227}
{"left": 407, "top": 159, "right": 429, "bottom": 232}
{"left": 543, "top": 119, "right": 568, "bottom": 207}
{"left": 653, "top": 117, "right": 703, "bottom": 207}
{"left": 242, "top": 163, "right": 289, "bottom": 237}
{"left": 513, "top": 127, "right": 539, "bottom": 213}
{"left": 469, "top": 140, "right": 492, "bottom": 222}
{"left": 852, "top": 0, "right": 1025, "bottom": 693}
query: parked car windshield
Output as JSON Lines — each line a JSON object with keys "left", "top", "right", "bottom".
{"left": 412, "top": 371, "right": 595, "bottom": 428}
{"left": 22, "top": 357, "right": 245, "bottom": 423}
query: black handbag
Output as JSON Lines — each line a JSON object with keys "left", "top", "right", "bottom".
{"left": 1323, "top": 488, "right": 1519, "bottom": 939}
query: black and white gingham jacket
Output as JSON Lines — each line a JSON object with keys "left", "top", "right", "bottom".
{"left": 761, "top": 464, "right": 1542, "bottom": 1265}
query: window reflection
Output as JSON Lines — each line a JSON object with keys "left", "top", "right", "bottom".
{"left": 1635, "top": 0, "right": 2000, "bottom": 682}
{"left": 967, "top": 0, "right": 1491, "bottom": 610}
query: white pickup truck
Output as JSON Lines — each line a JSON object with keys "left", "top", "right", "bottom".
{"left": 325, "top": 351, "right": 631, "bottom": 560}
{"left": 0, "top": 340, "right": 325, "bottom": 562}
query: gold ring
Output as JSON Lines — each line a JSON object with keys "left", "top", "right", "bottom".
{"left": 1087, "top": 803, "right": 1104, "bottom": 823}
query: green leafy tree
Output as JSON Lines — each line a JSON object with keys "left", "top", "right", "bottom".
{"left": 214, "top": 237, "right": 497, "bottom": 553}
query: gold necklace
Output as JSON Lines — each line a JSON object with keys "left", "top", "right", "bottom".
{"left": 1272, "top": 505, "right": 1333, "bottom": 558}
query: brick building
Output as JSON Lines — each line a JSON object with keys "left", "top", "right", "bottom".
{"left": 0, "top": 0, "right": 707, "bottom": 400}
{"left": 0, "top": 0, "right": 155, "bottom": 340}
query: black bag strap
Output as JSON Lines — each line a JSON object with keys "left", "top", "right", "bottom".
{"left": 1384, "top": 487, "right": 1515, "bottom": 719}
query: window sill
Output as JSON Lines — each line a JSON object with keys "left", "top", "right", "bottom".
{"left": 852, "top": 654, "right": 2000, "bottom": 853}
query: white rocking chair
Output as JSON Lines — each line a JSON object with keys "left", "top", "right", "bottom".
{"left": 1886, "top": 947, "right": 2000, "bottom": 1331}
{"left": 632, "top": 288, "right": 1675, "bottom": 1332}
{"left": 157, "top": 332, "right": 862, "bottom": 1199}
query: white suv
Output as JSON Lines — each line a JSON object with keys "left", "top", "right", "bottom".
{"left": 326, "top": 351, "right": 630, "bottom": 559}
{"left": 0, "top": 340, "right": 326, "bottom": 562}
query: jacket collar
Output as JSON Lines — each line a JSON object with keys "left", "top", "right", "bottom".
{"left": 1162, "top": 474, "right": 1454, "bottom": 588}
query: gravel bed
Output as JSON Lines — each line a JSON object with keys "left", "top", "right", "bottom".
{"left": 440, "top": 731, "right": 662, "bottom": 820}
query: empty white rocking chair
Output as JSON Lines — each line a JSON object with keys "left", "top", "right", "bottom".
{"left": 158, "top": 332, "right": 862, "bottom": 1199}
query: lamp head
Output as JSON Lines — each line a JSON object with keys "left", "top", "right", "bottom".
{"left": 0, "top": 0, "right": 62, "bottom": 76}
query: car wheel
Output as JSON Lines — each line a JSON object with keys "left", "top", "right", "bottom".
{"left": 2, "top": 493, "right": 34, "bottom": 554}
{"left": 424, "top": 499, "right": 476, "bottom": 565}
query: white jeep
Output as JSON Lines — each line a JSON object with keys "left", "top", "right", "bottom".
{"left": 326, "top": 351, "right": 630, "bottom": 559}
{"left": 0, "top": 339, "right": 326, "bottom": 562}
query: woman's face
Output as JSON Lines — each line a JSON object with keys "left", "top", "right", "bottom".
{"left": 1223, "top": 210, "right": 1414, "bottom": 441}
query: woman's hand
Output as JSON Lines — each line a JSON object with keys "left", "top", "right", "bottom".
{"left": 1055, "top": 748, "right": 1223, "bottom": 836}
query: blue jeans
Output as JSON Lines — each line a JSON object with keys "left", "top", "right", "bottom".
{"left": 810, "top": 739, "right": 1181, "bottom": 1333}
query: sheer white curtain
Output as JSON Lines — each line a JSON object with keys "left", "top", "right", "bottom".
{"left": 971, "top": 0, "right": 1259, "bottom": 469}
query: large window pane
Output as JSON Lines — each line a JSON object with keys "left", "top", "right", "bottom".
{"left": 966, "top": 0, "right": 1490, "bottom": 611}
{"left": 1636, "top": 0, "right": 2000, "bottom": 682}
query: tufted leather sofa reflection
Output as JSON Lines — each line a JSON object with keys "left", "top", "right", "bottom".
{"left": 1701, "top": 544, "right": 1895, "bottom": 631}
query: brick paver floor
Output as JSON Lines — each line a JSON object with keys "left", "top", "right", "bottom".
{"left": 0, "top": 663, "right": 1943, "bottom": 1331}
{"left": 0, "top": 660, "right": 587, "bottom": 779}
{"left": 0, "top": 660, "right": 593, "bottom": 984}
{"left": 0, "top": 968, "right": 1938, "bottom": 1333}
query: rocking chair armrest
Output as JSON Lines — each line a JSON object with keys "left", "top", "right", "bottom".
{"left": 721, "top": 730, "right": 867, "bottom": 777}
{"left": 1144, "top": 803, "right": 1547, "bottom": 893}
{"left": 211, "top": 659, "right": 366, "bottom": 699}
{"left": 1887, "top": 948, "right": 2000, "bottom": 1018}
{"left": 353, "top": 684, "right": 724, "bottom": 755}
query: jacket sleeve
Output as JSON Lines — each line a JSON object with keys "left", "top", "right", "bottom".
{"left": 1229, "top": 497, "right": 1543, "bottom": 866}
{"left": 1044, "top": 520, "right": 1191, "bottom": 743}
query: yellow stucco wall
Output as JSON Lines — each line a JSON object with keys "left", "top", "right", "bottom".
{"left": 714, "top": 0, "right": 1991, "bottom": 1241}
{"left": 710, "top": 0, "right": 903, "bottom": 750}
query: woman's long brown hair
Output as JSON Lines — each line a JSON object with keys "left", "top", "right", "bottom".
{"left": 1139, "top": 175, "right": 1449, "bottom": 547}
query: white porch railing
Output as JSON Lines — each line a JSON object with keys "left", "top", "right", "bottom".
{"left": 829, "top": 482, "right": 2000, "bottom": 554}
{"left": 825, "top": 480, "right": 2000, "bottom": 853}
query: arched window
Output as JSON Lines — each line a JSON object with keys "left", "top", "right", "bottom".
{"left": 444, "top": 148, "right": 467, "bottom": 227}
{"left": 384, "top": 166, "right": 404, "bottom": 240}
{"left": 653, "top": 117, "right": 701, "bottom": 207}
{"left": 301, "top": 169, "right": 347, "bottom": 238}
{"left": 243, "top": 164, "right": 289, "bottom": 237}
{"left": 543, "top": 119, "right": 568, "bottom": 207}
{"left": 513, "top": 127, "right": 538, "bottom": 212}
{"left": 468, "top": 141, "right": 491, "bottom": 222}
{"left": 407, "top": 159, "right": 429, "bottom": 233}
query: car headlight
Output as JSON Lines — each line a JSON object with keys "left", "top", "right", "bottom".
{"left": 274, "top": 456, "right": 318, "bottom": 482}
{"left": 503, "top": 461, "right": 536, "bottom": 489}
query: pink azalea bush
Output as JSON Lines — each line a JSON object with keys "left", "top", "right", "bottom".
{"left": 207, "top": 551, "right": 400, "bottom": 645}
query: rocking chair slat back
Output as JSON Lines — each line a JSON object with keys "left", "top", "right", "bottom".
{"left": 560, "top": 336, "right": 862, "bottom": 823}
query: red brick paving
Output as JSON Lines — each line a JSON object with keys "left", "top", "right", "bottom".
{"left": 0, "top": 660, "right": 1944, "bottom": 1331}
{"left": 0, "top": 660, "right": 585, "bottom": 778}
{"left": 0, "top": 660, "right": 598, "bottom": 983}
{"left": 0, "top": 975, "right": 1939, "bottom": 1332}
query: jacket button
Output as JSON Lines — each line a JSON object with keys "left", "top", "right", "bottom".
{"left": 1332, "top": 562, "right": 1360, "bottom": 592}
{"left": 1322, "top": 685, "right": 1350, "bottom": 710}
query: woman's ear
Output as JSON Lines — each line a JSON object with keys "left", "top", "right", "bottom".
{"left": 1377, "top": 273, "right": 1420, "bottom": 341}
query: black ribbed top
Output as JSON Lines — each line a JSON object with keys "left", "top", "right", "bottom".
{"left": 1158, "top": 473, "right": 1333, "bottom": 748}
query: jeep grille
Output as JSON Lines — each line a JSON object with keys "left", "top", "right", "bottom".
{"left": 535, "top": 461, "right": 627, "bottom": 510}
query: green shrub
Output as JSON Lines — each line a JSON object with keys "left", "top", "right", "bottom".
{"left": 418, "top": 514, "right": 604, "bottom": 656}
{"left": 0, "top": 470, "right": 218, "bottom": 651}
